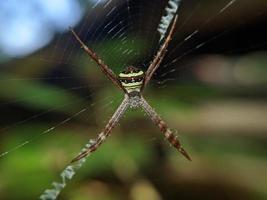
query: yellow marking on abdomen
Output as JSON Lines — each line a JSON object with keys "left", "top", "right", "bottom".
{"left": 119, "top": 71, "right": 144, "bottom": 78}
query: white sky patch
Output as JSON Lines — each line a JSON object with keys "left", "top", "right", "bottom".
{"left": 0, "top": 0, "right": 83, "bottom": 58}
{"left": 0, "top": 18, "right": 52, "bottom": 57}
{"left": 38, "top": 0, "right": 83, "bottom": 31}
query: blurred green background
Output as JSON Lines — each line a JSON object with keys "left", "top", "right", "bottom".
{"left": 0, "top": 0, "right": 267, "bottom": 199}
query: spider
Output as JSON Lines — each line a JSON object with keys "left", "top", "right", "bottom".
{"left": 70, "top": 15, "right": 191, "bottom": 163}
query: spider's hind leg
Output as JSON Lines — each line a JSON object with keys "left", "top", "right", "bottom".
{"left": 140, "top": 96, "right": 191, "bottom": 161}
{"left": 163, "top": 128, "right": 191, "bottom": 161}
{"left": 71, "top": 96, "right": 129, "bottom": 163}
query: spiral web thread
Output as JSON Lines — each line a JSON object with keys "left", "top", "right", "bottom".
{"left": 158, "top": 0, "right": 182, "bottom": 42}
{"left": 39, "top": 139, "right": 95, "bottom": 200}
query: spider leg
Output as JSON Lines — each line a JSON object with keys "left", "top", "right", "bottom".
{"left": 140, "top": 96, "right": 191, "bottom": 161}
{"left": 142, "top": 15, "right": 178, "bottom": 89}
{"left": 71, "top": 96, "right": 129, "bottom": 163}
{"left": 70, "top": 28, "right": 127, "bottom": 93}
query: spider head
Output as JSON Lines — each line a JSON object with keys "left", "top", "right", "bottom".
{"left": 119, "top": 66, "right": 144, "bottom": 93}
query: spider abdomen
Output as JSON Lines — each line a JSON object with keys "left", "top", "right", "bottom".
{"left": 119, "top": 66, "right": 144, "bottom": 93}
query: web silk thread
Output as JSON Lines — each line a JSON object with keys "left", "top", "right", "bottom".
{"left": 158, "top": 0, "right": 182, "bottom": 42}
{"left": 39, "top": 140, "right": 95, "bottom": 200}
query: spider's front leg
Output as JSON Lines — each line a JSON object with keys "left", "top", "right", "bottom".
{"left": 140, "top": 96, "right": 191, "bottom": 161}
{"left": 71, "top": 96, "right": 129, "bottom": 163}
{"left": 70, "top": 28, "right": 127, "bottom": 93}
{"left": 142, "top": 15, "right": 178, "bottom": 89}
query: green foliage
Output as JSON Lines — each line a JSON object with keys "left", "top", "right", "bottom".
{"left": 1, "top": 26, "right": 267, "bottom": 200}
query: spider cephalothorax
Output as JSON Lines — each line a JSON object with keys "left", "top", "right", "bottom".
{"left": 70, "top": 15, "right": 191, "bottom": 163}
{"left": 119, "top": 66, "right": 144, "bottom": 93}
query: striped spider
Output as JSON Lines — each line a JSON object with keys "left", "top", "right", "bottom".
{"left": 70, "top": 15, "right": 191, "bottom": 163}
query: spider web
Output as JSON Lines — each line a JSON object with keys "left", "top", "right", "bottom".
{"left": 0, "top": 0, "right": 266, "bottom": 199}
